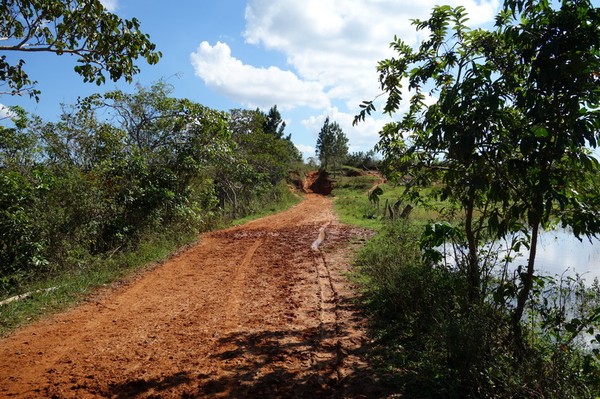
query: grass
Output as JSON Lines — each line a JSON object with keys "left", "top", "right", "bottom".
{"left": 0, "top": 185, "right": 303, "bottom": 337}
{"left": 229, "top": 184, "right": 303, "bottom": 226}
{"left": 331, "top": 174, "right": 446, "bottom": 230}
{"left": 333, "top": 173, "right": 600, "bottom": 398}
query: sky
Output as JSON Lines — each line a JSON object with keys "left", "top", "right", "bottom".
{"left": 1, "top": 0, "right": 502, "bottom": 159}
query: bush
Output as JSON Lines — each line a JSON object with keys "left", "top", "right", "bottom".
{"left": 353, "top": 221, "right": 600, "bottom": 398}
{"left": 0, "top": 87, "right": 304, "bottom": 300}
{"left": 345, "top": 150, "right": 380, "bottom": 170}
{"left": 0, "top": 170, "right": 47, "bottom": 294}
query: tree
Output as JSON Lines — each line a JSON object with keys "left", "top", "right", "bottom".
{"left": 315, "top": 117, "right": 348, "bottom": 174}
{"left": 356, "top": 0, "right": 600, "bottom": 349}
{"left": 345, "top": 150, "right": 379, "bottom": 170}
{"left": 228, "top": 107, "right": 301, "bottom": 185}
{"left": 0, "top": 0, "right": 161, "bottom": 99}
{"left": 491, "top": 0, "right": 600, "bottom": 348}
{"left": 263, "top": 105, "right": 287, "bottom": 139}
{"left": 39, "top": 82, "right": 234, "bottom": 247}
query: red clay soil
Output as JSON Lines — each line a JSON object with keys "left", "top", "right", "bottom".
{"left": 0, "top": 193, "right": 392, "bottom": 398}
{"left": 303, "top": 170, "right": 335, "bottom": 196}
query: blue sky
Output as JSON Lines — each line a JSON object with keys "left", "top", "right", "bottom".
{"left": 1, "top": 0, "right": 502, "bottom": 158}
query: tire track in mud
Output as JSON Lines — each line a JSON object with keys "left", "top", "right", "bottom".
{"left": 0, "top": 194, "right": 391, "bottom": 398}
{"left": 225, "top": 237, "right": 265, "bottom": 331}
{"left": 311, "top": 221, "right": 343, "bottom": 384}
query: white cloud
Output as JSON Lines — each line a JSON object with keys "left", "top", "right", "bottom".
{"left": 295, "top": 143, "right": 316, "bottom": 158}
{"left": 190, "top": 0, "right": 500, "bottom": 151}
{"left": 244, "top": 0, "right": 499, "bottom": 111}
{"left": 190, "top": 41, "right": 329, "bottom": 111}
{"left": 99, "top": 0, "right": 118, "bottom": 12}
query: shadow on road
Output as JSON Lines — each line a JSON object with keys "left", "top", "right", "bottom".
{"left": 105, "top": 324, "right": 388, "bottom": 398}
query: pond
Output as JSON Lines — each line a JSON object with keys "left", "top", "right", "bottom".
{"left": 509, "top": 228, "right": 600, "bottom": 281}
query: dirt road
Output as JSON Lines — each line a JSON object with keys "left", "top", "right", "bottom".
{"left": 0, "top": 193, "right": 388, "bottom": 398}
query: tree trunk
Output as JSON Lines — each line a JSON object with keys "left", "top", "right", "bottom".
{"left": 464, "top": 196, "right": 480, "bottom": 305}
{"left": 511, "top": 216, "right": 541, "bottom": 353}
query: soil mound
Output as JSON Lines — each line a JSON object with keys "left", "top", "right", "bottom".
{"left": 304, "top": 170, "right": 334, "bottom": 195}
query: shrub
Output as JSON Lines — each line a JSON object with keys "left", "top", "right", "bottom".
{"left": 353, "top": 221, "right": 600, "bottom": 398}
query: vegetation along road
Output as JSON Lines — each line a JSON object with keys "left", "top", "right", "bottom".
{"left": 0, "top": 188, "right": 391, "bottom": 398}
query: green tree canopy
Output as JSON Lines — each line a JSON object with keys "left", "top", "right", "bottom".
{"left": 0, "top": 0, "right": 161, "bottom": 99}
{"left": 229, "top": 106, "right": 301, "bottom": 185}
{"left": 356, "top": 0, "right": 600, "bottom": 348}
{"left": 262, "top": 105, "right": 287, "bottom": 139}
{"left": 315, "top": 117, "right": 348, "bottom": 173}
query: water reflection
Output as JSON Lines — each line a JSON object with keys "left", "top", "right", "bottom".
{"left": 511, "top": 229, "right": 600, "bottom": 280}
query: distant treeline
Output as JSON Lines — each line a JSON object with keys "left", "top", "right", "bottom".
{"left": 0, "top": 81, "right": 302, "bottom": 296}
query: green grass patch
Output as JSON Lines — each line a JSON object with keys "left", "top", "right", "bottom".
{"left": 331, "top": 174, "right": 457, "bottom": 231}
{"left": 332, "top": 176, "right": 433, "bottom": 230}
{"left": 230, "top": 183, "right": 303, "bottom": 227}
{"left": 334, "top": 174, "right": 380, "bottom": 190}
{"left": 330, "top": 173, "right": 381, "bottom": 229}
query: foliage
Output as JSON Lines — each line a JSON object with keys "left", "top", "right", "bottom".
{"left": 0, "top": 0, "right": 161, "bottom": 99}
{"left": 350, "top": 0, "right": 600, "bottom": 396}
{"left": 223, "top": 106, "right": 302, "bottom": 217}
{"left": 0, "top": 82, "right": 303, "bottom": 298}
{"left": 356, "top": 0, "right": 600, "bottom": 349}
{"left": 345, "top": 150, "right": 380, "bottom": 170}
{"left": 0, "top": 169, "right": 46, "bottom": 290}
{"left": 262, "top": 104, "right": 288, "bottom": 140}
{"left": 315, "top": 116, "right": 348, "bottom": 174}
{"left": 352, "top": 221, "right": 600, "bottom": 398}
{"left": 229, "top": 107, "right": 302, "bottom": 185}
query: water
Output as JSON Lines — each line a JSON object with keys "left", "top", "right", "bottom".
{"left": 513, "top": 229, "right": 600, "bottom": 348}
{"left": 437, "top": 228, "right": 600, "bottom": 346}
{"left": 511, "top": 228, "right": 600, "bottom": 280}
{"left": 440, "top": 228, "right": 600, "bottom": 280}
